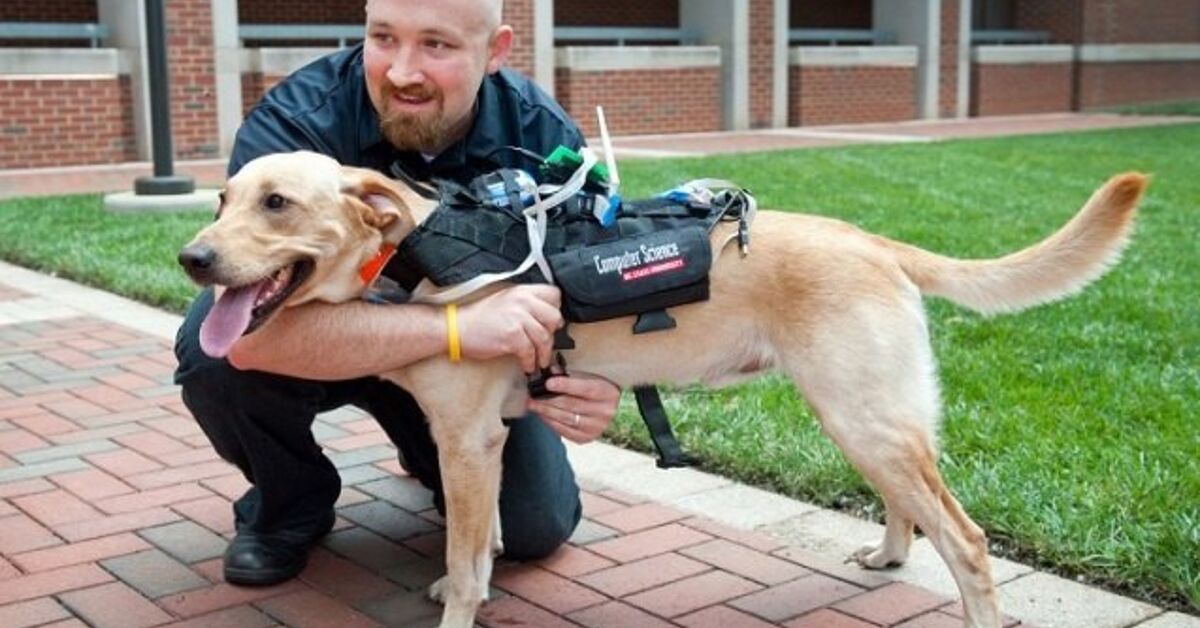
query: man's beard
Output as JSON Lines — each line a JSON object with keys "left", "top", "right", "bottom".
{"left": 377, "top": 84, "right": 450, "bottom": 153}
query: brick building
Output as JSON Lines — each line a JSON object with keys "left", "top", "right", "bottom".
{"left": 1, "top": 0, "right": 1198, "bottom": 169}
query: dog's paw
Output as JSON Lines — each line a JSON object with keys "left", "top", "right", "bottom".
{"left": 428, "top": 575, "right": 490, "bottom": 604}
{"left": 428, "top": 575, "right": 450, "bottom": 605}
{"left": 849, "top": 543, "right": 905, "bottom": 570}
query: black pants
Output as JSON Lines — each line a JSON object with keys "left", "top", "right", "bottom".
{"left": 174, "top": 289, "right": 581, "bottom": 559}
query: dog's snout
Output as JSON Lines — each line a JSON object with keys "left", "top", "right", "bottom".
{"left": 178, "top": 244, "right": 217, "bottom": 280}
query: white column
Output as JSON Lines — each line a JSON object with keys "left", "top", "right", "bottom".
{"left": 681, "top": 0, "right": 750, "bottom": 130}
{"left": 772, "top": 0, "right": 789, "bottom": 127}
{"left": 212, "top": 0, "right": 243, "bottom": 157}
{"left": 875, "top": 0, "right": 941, "bottom": 119}
{"left": 533, "top": 0, "right": 555, "bottom": 96}
{"left": 957, "top": 0, "right": 972, "bottom": 118}
{"left": 97, "top": 0, "right": 151, "bottom": 160}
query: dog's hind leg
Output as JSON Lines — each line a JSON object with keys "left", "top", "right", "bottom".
{"left": 783, "top": 304, "right": 1000, "bottom": 628}
{"left": 852, "top": 497, "right": 914, "bottom": 569}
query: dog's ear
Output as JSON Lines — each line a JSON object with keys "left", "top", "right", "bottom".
{"left": 339, "top": 166, "right": 410, "bottom": 231}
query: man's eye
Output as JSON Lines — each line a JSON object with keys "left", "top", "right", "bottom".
{"left": 264, "top": 193, "right": 288, "bottom": 210}
{"left": 426, "top": 39, "right": 450, "bottom": 50}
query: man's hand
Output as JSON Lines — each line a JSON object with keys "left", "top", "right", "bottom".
{"left": 527, "top": 373, "right": 621, "bottom": 444}
{"left": 457, "top": 285, "right": 563, "bottom": 373}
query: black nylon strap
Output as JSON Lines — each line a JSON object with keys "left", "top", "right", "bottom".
{"left": 632, "top": 386, "right": 695, "bottom": 469}
{"left": 388, "top": 161, "right": 440, "bottom": 200}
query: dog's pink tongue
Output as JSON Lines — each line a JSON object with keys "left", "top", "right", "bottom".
{"left": 199, "top": 285, "right": 258, "bottom": 358}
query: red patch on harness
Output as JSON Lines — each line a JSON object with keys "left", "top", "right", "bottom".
{"left": 623, "top": 258, "right": 686, "bottom": 281}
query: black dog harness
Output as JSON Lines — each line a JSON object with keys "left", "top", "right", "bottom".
{"left": 382, "top": 154, "right": 755, "bottom": 468}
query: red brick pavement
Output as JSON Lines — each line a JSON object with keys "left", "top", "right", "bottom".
{"left": 0, "top": 284, "right": 1025, "bottom": 627}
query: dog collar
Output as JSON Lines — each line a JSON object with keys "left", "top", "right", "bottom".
{"left": 359, "top": 243, "right": 397, "bottom": 285}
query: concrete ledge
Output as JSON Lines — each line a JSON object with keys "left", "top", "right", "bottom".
{"left": 1138, "top": 613, "right": 1200, "bottom": 628}
{"left": 555, "top": 45, "right": 721, "bottom": 72}
{"left": 0, "top": 48, "right": 130, "bottom": 76}
{"left": 0, "top": 261, "right": 183, "bottom": 340}
{"left": 790, "top": 45, "right": 918, "bottom": 67}
{"left": 239, "top": 47, "right": 337, "bottom": 76}
{"left": 997, "top": 572, "right": 1160, "bottom": 628}
{"left": 973, "top": 44, "right": 1074, "bottom": 65}
{"left": 103, "top": 189, "right": 220, "bottom": 214}
{"left": 1078, "top": 43, "right": 1200, "bottom": 63}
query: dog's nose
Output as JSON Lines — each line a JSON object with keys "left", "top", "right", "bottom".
{"left": 178, "top": 244, "right": 217, "bottom": 279}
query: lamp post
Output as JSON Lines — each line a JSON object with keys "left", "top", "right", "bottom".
{"left": 134, "top": 0, "right": 195, "bottom": 195}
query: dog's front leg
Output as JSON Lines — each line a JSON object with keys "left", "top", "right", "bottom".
{"left": 394, "top": 359, "right": 512, "bottom": 628}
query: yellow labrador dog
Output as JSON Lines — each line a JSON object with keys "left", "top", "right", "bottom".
{"left": 179, "top": 151, "right": 1145, "bottom": 628}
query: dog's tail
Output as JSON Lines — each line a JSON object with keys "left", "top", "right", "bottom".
{"left": 884, "top": 172, "right": 1147, "bottom": 315}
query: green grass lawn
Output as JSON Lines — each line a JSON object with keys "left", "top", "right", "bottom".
{"left": 1, "top": 124, "right": 1197, "bottom": 612}
{"left": 1104, "top": 100, "right": 1200, "bottom": 117}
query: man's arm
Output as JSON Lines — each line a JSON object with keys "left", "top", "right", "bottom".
{"left": 227, "top": 284, "right": 564, "bottom": 380}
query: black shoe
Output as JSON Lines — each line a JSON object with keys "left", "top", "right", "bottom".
{"left": 223, "top": 513, "right": 334, "bottom": 586}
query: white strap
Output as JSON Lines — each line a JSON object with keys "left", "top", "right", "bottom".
{"left": 409, "top": 148, "right": 599, "bottom": 305}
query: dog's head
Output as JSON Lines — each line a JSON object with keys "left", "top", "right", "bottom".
{"left": 178, "top": 150, "right": 426, "bottom": 358}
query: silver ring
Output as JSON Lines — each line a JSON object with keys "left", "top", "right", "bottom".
{"left": 572, "top": 413, "right": 581, "bottom": 428}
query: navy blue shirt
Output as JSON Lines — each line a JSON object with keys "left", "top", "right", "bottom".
{"left": 229, "top": 45, "right": 583, "bottom": 185}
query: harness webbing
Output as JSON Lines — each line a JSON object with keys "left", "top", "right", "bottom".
{"left": 633, "top": 386, "right": 696, "bottom": 469}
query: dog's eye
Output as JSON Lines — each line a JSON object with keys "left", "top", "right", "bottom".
{"left": 264, "top": 193, "right": 288, "bottom": 211}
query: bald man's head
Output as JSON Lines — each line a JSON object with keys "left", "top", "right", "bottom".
{"left": 365, "top": 0, "right": 504, "bottom": 37}
{"left": 362, "top": 0, "right": 514, "bottom": 153}
{"left": 482, "top": 0, "right": 504, "bottom": 33}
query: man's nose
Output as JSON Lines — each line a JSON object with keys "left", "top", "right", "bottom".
{"left": 385, "top": 47, "right": 424, "bottom": 86}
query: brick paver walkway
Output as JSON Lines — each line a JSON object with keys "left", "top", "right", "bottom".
{"left": 0, "top": 280, "right": 1021, "bottom": 627}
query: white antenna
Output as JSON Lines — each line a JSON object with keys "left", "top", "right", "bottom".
{"left": 595, "top": 106, "right": 620, "bottom": 193}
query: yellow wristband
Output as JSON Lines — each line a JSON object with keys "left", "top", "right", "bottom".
{"left": 445, "top": 304, "right": 461, "bottom": 363}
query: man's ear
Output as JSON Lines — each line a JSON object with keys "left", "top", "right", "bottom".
{"left": 486, "top": 26, "right": 513, "bottom": 74}
{"left": 339, "top": 167, "right": 409, "bottom": 232}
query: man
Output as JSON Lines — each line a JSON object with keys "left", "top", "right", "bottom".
{"left": 174, "top": 0, "right": 621, "bottom": 586}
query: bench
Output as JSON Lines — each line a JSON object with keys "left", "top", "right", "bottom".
{"left": 971, "top": 29, "right": 1051, "bottom": 45}
{"left": 789, "top": 28, "right": 894, "bottom": 46}
{"left": 239, "top": 24, "right": 700, "bottom": 48}
{"left": 554, "top": 26, "right": 695, "bottom": 46}
{"left": 238, "top": 24, "right": 364, "bottom": 48}
{"left": 0, "top": 22, "right": 109, "bottom": 48}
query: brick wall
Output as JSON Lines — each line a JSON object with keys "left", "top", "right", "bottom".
{"left": 555, "top": 0, "right": 676, "bottom": 27}
{"left": 0, "top": 0, "right": 96, "bottom": 21}
{"left": 971, "top": 62, "right": 1074, "bottom": 115}
{"left": 749, "top": 0, "right": 775, "bottom": 128}
{"left": 939, "top": 0, "right": 961, "bottom": 117}
{"left": 789, "top": 0, "right": 871, "bottom": 28}
{"left": 242, "top": 73, "right": 287, "bottom": 117}
{"left": 165, "top": 0, "right": 218, "bottom": 160}
{"left": 1080, "top": 0, "right": 1200, "bottom": 44}
{"left": 1078, "top": 61, "right": 1200, "bottom": 108}
{"left": 555, "top": 67, "right": 722, "bottom": 136}
{"left": 238, "top": 0, "right": 363, "bottom": 24}
{"left": 1014, "top": 0, "right": 1083, "bottom": 44}
{"left": 789, "top": 65, "right": 916, "bottom": 125}
{"left": 0, "top": 77, "right": 136, "bottom": 168}
{"left": 503, "top": 0, "right": 535, "bottom": 77}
